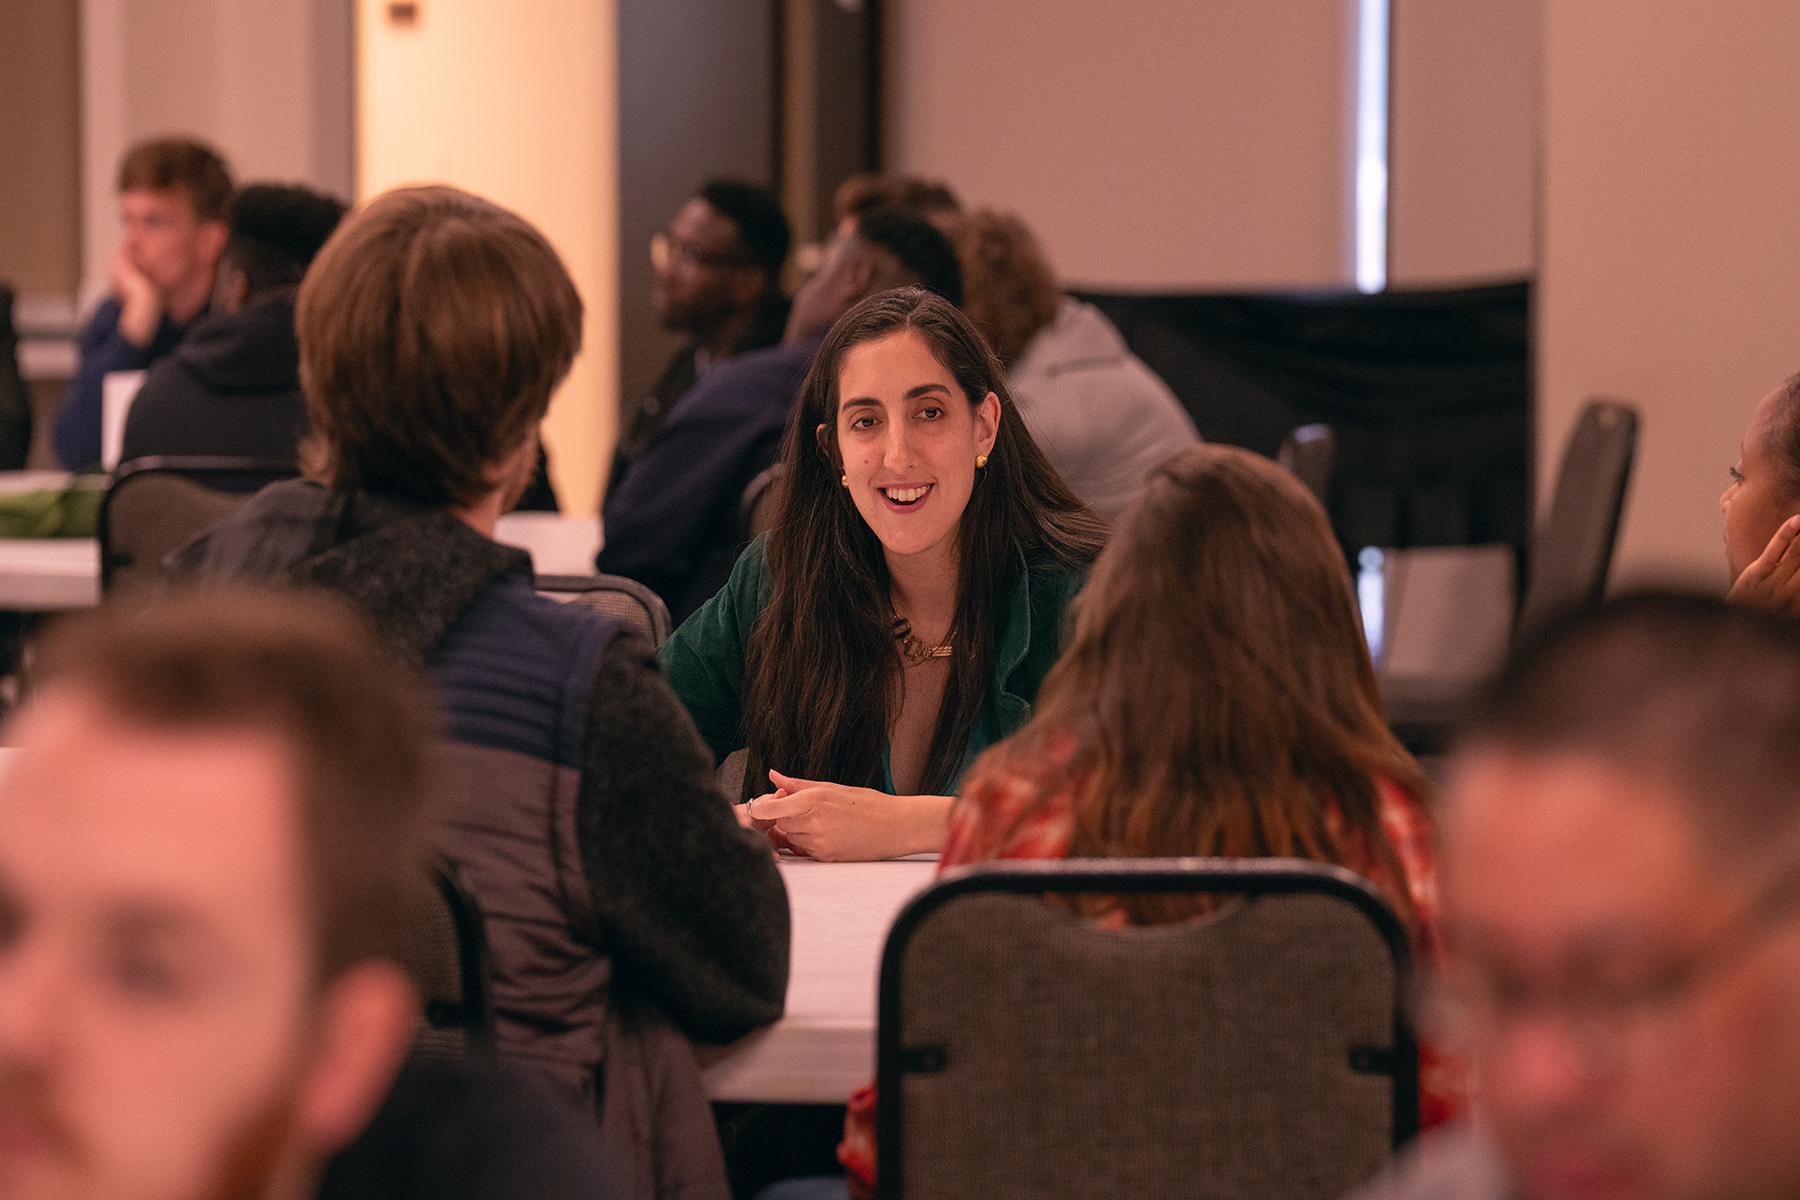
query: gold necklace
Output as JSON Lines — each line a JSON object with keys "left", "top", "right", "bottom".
{"left": 892, "top": 616, "right": 953, "bottom": 667}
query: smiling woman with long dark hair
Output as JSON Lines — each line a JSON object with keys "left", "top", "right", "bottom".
{"left": 660, "top": 286, "right": 1106, "bottom": 861}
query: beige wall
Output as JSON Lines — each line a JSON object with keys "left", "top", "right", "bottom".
{"left": 357, "top": 0, "right": 618, "bottom": 517}
{"left": 80, "top": 0, "right": 354, "bottom": 307}
{"left": 885, "top": 0, "right": 1357, "bottom": 290}
{"left": 1389, "top": 0, "right": 1538, "bottom": 286}
{"left": 0, "top": 0, "right": 81, "bottom": 298}
{"left": 1539, "top": 0, "right": 1800, "bottom": 589}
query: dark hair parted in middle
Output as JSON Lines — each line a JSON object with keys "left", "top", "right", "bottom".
{"left": 741, "top": 286, "right": 1106, "bottom": 797}
{"left": 295, "top": 185, "right": 584, "bottom": 508}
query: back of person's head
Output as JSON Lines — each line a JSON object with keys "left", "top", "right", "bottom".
{"left": 1459, "top": 591, "right": 1800, "bottom": 869}
{"left": 118, "top": 137, "right": 233, "bottom": 222}
{"left": 965, "top": 443, "right": 1424, "bottom": 921}
{"left": 833, "top": 173, "right": 962, "bottom": 227}
{"left": 954, "top": 209, "right": 1061, "bottom": 368}
{"left": 223, "top": 183, "right": 348, "bottom": 298}
{"left": 853, "top": 208, "right": 964, "bottom": 307}
{"left": 746, "top": 286, "right": 1103, "bottom": 797}
{"left": 697, "top": 178, "right": 791, "bottom": 279}
{"left": 296, "top": 185, "right": 583, "bottom": 508}
{"left": 32, "top": 588, "right": 434, "bottom": 983}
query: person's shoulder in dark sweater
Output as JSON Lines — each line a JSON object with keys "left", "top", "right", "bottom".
{"left": 56, "top": 297, "right": 197, "bottom": 469}
{"left": 598, "top": 335, "right": 820, "bottom": 624}
{"left": 319, "top": 1054, "right": 621, "bottom": 1200}
{"left": 120, "top": 294, "right": 309, "bottom": 465}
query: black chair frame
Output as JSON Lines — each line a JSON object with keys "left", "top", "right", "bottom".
{"left": 875, "top": 856, "right": 1419, "bottom": 1200}
{"left": 99, "top": 455, "right": 299, "bottom": 591}
{"left": 425, "top": 855, "right": 496, "bottom": 1057}
{"left": 535, "top": 571, "right": 674, "bottom": 646}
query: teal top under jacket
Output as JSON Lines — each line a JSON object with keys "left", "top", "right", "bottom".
{"left": 659, "top": 535, "right": 1087, "bottom": 795}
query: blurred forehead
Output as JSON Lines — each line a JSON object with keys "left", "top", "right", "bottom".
{"left": 672, "top": 197, "right": 741, "bottom": 250}
{"left": 119, "top": 187, "right": 199, "bottom": 223}
{"left": 0, "top": 687, "right": 306, "bottom": 930}
{"left": 1443, "top": 750, "right": 1731, "bottom": 946}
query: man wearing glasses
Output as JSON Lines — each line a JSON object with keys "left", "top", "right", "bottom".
{"left": 1355, "top": 592, "right": 1800, "bottom": 1200}
{"left": 612, "top": 180, "right": 792, "bottom": 490}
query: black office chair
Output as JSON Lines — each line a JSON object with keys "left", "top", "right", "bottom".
{"left": 1277, "top": 423, "right": 1335, "bottom": 507}
{"left": 878, "top": 858, "right": 1417, "bottom": 1200}
{"left": 403, "top": 857, "right": 495, "bottom": 1061}
{"left": 99, "top": 456, "right": 298, "bottom": 596}
{"left": 1515, "top": 399, "right": 1638, "bottom": 639}
{"left": 738, "top": 461, "right": 787, "bottom": 545}
{"left": 536, "top": 572, "right": 673, "bottom": 646}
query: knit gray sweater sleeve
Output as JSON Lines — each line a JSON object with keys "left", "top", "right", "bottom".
{"left": 575, "top": 628, "right": 791, "bottom": 1044}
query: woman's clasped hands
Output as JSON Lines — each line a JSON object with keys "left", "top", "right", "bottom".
{"left": 734, "top": 770, "right": 954, "bottom": 861}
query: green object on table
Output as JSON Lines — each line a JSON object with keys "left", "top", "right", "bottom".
{"left": 0, "top": 476, "right": 107, "bottom": 538}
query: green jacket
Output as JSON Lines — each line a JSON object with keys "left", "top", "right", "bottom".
{"left": 660, "top": 535, "right": 1087, "bottom": 794}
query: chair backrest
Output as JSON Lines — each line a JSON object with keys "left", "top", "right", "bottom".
{"left": 878, "top": 858, "right": 1417, "bottom": 1200}
{"left": 1515, "top": 399, "right": 1638, "bottom": 638}
{"left": 402, "top": 857, "right": 495, "bottom": 1061}
{"left": 99, "top": 456, "right": 299, "bottom": 596}
{"left": 738, "top": 461, "right": 787, "bottom": 545}
{"left": 1276, "top": 422, "right": 1335, "bottom": 507}
{"left": 536, "top": 572, "right": 673, "bottom": 645}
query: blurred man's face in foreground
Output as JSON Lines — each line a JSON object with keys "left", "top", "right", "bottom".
{"left": 0, "top": 687, "right": 325, "bottom": 1200}
{"left": 1442, "top": 751, "right": 1800, "bottom": 1200}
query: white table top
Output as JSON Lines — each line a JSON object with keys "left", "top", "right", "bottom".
{"left": 0, "top": 539, "right": 99, "bottom": 609}
{"left": 492, "top": 512, "right": 602, "bottom": 576}
{"left": 700, "top": 855, "right": 939, "bottom": 1103}
{"left": 0, "top": 495, "right": 602, "bottom": 612}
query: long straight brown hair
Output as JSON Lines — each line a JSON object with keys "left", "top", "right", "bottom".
{"left": 959, "top": 443, "right": 1428, "bottom": 925}
{"left": 741, "top": 287, "right": 1106, "bottom": 798}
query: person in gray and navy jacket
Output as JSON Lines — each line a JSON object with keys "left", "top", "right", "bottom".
{"left": 165, "top": 185, "right": 789, "bottom": 1200}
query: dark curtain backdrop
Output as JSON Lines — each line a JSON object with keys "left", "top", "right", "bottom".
{"left": 1075, "top": 280, "right": 1532, "bottom": 560}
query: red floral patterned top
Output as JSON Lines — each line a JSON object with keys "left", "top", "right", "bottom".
{"left": 837, "top": 735, "right": 1465, "bottom": 1197}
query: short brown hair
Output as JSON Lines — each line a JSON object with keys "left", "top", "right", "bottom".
{"left": 296, "top": 186, "right": 584, "bottom": 507}
{"left": 832, "top": 173, "right": 961, "bottom": 226}
{"left": 117, "top": 137, "right": 233, "bottom": 222}
{"left": 1460, "top": 591, "right": 1800, "bottom": 870}
{"left": 30, "top": 589, "right": 435, "bottom": 985}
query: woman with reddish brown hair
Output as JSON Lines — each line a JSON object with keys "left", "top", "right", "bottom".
{"left": 940, "top": 442, "right": 1433, "bottom": 919}
{"left": 823, "top": 445, "right": 1458, "bottom": 1200}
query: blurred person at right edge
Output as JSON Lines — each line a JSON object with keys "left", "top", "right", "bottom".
{"left": 767, "top": 445, "right": 1459, "bottom": 1200}
{"left": 1719, "top": 367, "right": 1800, "bottom": 615}
{"left": 1350, "top": 593, "right": 1800, "bottom": 1200}
{"left": 832, "top": 176, "right": 1200, "bottom": 521}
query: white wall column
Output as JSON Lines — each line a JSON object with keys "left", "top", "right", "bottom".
{"left": 357, "top": 0, "right": 618, "bottom": 517}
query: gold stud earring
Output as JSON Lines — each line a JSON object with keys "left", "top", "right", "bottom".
{"left": 841, "top": 473, "right": 850, "bottom": 488}
{"left": 975, "top": 454, "right": 988, "bottom": 469}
